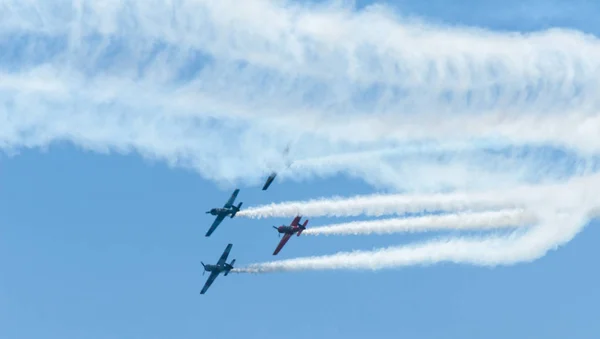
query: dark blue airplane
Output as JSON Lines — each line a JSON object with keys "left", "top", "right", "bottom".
{"left": 205, "top": 189, "right": 243, "bottom": 237}
{"left": 200, "top": 243, "right": 236, "bottom": 294}
{"left": 262, "top": 172, "right": 276, "bottom": 190}
{"left": 262, "top": 144, "right": 291, "bottom": 191}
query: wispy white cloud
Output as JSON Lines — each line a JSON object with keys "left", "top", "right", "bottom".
{"left": 1, "top": 0, "right": 599, "bottom": 191}
{"left": 2, "top": 0, "right": 600, "bottom": 273}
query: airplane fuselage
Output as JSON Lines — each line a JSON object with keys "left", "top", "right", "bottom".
{"left": 208, "top": 208, "right": 232, "bottom": 216}
{"left": 204, "top": 264, "right": 219, "bottom": 272}
{"left": 204, "top": 263, "right": 232, "bottom": 273}
{"left": 276, "top": 225, "right": 301, "bottom": 234}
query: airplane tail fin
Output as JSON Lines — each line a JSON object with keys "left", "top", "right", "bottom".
{"left": 231, "top": 202, "right": 243, "bottom": 218}
{"left": 224, "top": 259, "right": 236, "bottom": 276}
{"left": 297, "top": 219, "right": 308, "bottom": 236}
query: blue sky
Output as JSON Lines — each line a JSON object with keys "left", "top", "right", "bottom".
{"left": 2, "top": 0, "right": 600, "bottom": 338}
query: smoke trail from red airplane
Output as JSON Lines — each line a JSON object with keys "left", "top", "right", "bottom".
{"left": 234, "top": 211, "right": 590, "bottom": 274}
{"left": 302, "top": 209, "right": 536, "bottom": 236}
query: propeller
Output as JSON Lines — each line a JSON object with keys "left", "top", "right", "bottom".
{"left": 201, "top": 261, "right": 206, "bottom": 275}
{"left": 273, "top": 226, "right": 280, "bottom": 237}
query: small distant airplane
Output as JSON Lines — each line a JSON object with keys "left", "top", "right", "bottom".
{"left": 272, "top": 215, "right": 308, "bottom": 255}
{"left": 262, "top": 172, "right": 277, "bottom": 190}
{"left": 205, "top": 189, "right": 243, "bottom": 237}
{"left": 200, "top": 243, "right": 236, "bottom": 295}
{"left": 262, "top": 144, "right": 291, "bottom": 191}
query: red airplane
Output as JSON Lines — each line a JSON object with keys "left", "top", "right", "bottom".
{"left": 272, "top": 215, "right": 308, "bottom": 255}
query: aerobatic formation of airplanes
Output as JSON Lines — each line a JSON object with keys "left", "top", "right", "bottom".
{"left": 200, "top": 148, "right": 308, "bottom": 295}
{"left": 201, "top": 192, "right": 309, "bottom": 293}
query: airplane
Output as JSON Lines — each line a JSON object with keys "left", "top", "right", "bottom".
{"left": 205, "top": 189, "right": 243, "bottom": 237}
{"left": 200, "top": 243, "right": 236, "bottom": 295}
{"left": 262, "top": 144, "right": 291, "bottom": 191}
{"left": 272, "top": 215, "right": 308, "bottom": 255}
{"left": 262, "top": 172, "right": 277, "bottom": 190}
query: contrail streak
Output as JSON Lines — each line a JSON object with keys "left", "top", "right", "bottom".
{"left": 303, "top": 209, "right": 536, "bottom": 236}
{"left": 233, "top": 210, "right": 590, "bottom": 274}
{"left": 234, "top": 186, "right": 600, "bottom": 274}
{"left": 236, "top": 191, "right": 520, "bottom": 219}
{"left": 237, "top": 173, "right": 600, "bottom": 218}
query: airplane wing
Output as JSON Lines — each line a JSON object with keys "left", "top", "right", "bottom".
{"left": 223, "top": 189, "right": 240, "bottom": 208}
{"left": 273, "top": 233, "right": 292, "bottom": 255}
{"left": 290, "top": 215, "right": 301, "bottom": 227}
{"left": 205, "top": 214, "right": 226, "bottom": 237}
{"left": 217, "top": 243, "right": 233, "bottom": 265}
{"left": 200, "top": 271, "right": 220, "bottom": 294}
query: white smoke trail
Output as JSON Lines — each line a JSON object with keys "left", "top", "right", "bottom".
{"left": 234, "top": 176, "right": 600, "bottom": 273}
{"left": 234, "top": 210, "right": 591, "bottom": 273}
{"left": 237, "top": 182, "right": 538, "bottom": 218}
{"left": 0, "top": 0, "right": 600, "bottom": 193}
{"left": 236, "top": 191, "right": 512, "bottom": 218}
{"left": 303, "top": 209, "right": 536, "bottom": 236}
{"left": 238, "top": 172, "right": 600, "bottom": 218}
